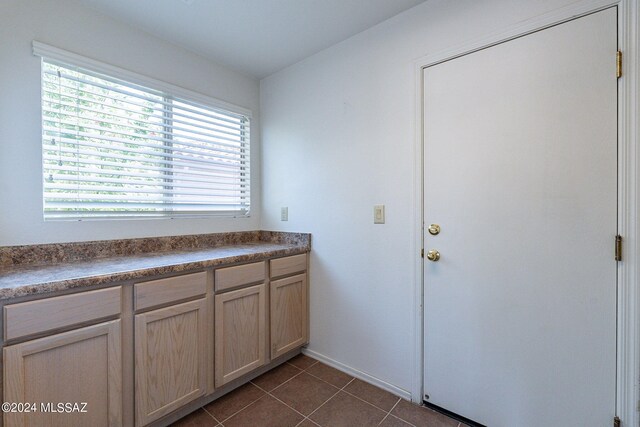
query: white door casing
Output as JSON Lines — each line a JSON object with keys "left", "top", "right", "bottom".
{"left": 422, "top": 8, "right": 617, "bottom": 427}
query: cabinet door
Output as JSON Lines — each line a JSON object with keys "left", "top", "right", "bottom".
{"left": 270, "top": 274, "right": 308, "bottom": 358}
{"left": 135, "top": 299, "right": 207, "bottom": 426}
{"left": 3, "top": 320, "right": 122, "bottom": 427}
{"left": 215, "top": 283, "right": 266, "bottom": 387}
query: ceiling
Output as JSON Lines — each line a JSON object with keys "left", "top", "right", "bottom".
{"left": 79, "top": 0, "right": 427, "bottom": 79}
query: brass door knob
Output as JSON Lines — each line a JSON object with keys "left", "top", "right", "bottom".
{"left": 428, "top": 224, "right": 441, "bottom": 235}
{"left": 426, "top": 250, "right": 440, "bottom": 262}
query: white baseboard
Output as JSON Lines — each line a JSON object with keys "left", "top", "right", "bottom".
{"left": 302, "top": 348, "right": 412, "bottom": 401}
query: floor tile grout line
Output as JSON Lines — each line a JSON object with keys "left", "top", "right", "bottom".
{"left": 300, "top": 364, "right": 403, "bottom": 418}
{"left": 267, "top": 380, "right": 328, "bottom": 420}
{"left": 388, "top": 398, "right": 401, "bottom": 413}
{"left": 283, "top": 363, "right": 305, "bottom": 375}
{"left": 263, "top": 386, "right": 310, "bottom": 420}
{"left": 302, "top": 360, "right": 322, "bottom": 372}
{"left": 286, "top": 358, "right": 319, "bottom": 372}
{"left": 300, "top": 416, "right": 322, "bottom": 427}
{"left": 302, "top": 360, "right": 403, "bottom": 409}
{"left": 187, "top": 362, "right": 306, "bottom": 426}
{"left": 302, "top": 359, "right": 411, "bottom": 416}
{"left": 385, "top": 400, "right": 421, "bottom": 427}
{"left": 247, "top": 361, "right": 342, "bottom": 425}
{"left": 388, "top": 413, "right": 419, "bottom": 427}
{"left": 303, "top": 359, "right": 424, "bottom": 421}
{"left": 252, "top": 377, "right": 326, "bottom": 424}
{"left": 376, "top": 398, "right": 401, "bottom": 426}
{"left": 276, "top": 367, "right": 341, "bottom": 395}
{"left": 258, "top": 367, "right": 305, "bottom": 393}
{"left": 251, "top": 380, "right": 271, "bottom": 394}
{"left": 264, "top": 372, "right": 351, "bottom": 421}
{"left": 340, "top": 376, "right": 355, "bottom": 391}
{"left": 303, "top": 367, "right": 353, "bottom": 390}
{"left": 339, "top": 383, "right": 403, "bottom": 414}
{"left": 201, "top": 406, "right": 222, "bottom": 424}
{"left": 285, "top": 357, "right": 403, "bottom": 416}
{"left": 294, "top": 415, "right": 322, "bottom": 427}
{"left": 377, "top": 413, "right": 391, "bottom": 426}
{"left": 303, "top": 377, "right": 356, "bottom": 423}
{"left": 210, "top": 361, "right": 308, "bottom": 426}
{"left": 211, "top": 391, "right": 268, "bottom": 423}
{"left": 276, "top": 374, "right": 352, "bottom": 427}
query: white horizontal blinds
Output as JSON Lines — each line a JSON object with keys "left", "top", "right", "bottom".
{"left": 41, "top": 59, "right": 250, "bottom": 219}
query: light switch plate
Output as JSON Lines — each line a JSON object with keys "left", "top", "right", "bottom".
{"left": 281, "top": 207, "right": 288, "bottom": 221}
{"left": 374, "top": 205, "right": 385, "bottom": 224}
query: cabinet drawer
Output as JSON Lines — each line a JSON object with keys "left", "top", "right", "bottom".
{"left": 135, "top": 271, "right": 207, "bottom": 311}
{"left": 270, "top": 254, "right": 307, "bottom": 278}
{"left": 4, "top": 287, "right": 121, "bottom": 341}
{"left": 215, "top": 262, "right": 265, "bottom": 292}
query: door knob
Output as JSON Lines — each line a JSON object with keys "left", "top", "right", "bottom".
{"left": 426, "top": 250, "right": 440, "bottom": 262}
{"left": 428, "top": 224, "right": 441, "bottom": 235}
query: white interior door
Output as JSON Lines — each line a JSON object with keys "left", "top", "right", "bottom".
{"left": 423, "top": 8, "right": 618, "bottom": 427}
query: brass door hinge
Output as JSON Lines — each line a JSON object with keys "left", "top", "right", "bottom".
{"left": 617, "top": 50, "right": 622, "bottom": 78}
{"left": 614, "top": 415, "right": 621, "bottom": 427}
{"left": 615, "top": 235, "right": 622, "bottom": 262}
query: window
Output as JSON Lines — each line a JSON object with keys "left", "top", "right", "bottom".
{"left": 38, "top": 46, "right": 250, "bottom": 220}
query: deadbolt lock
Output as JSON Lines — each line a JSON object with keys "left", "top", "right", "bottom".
{"left": 428, "top": 224, "right": 441, "bottom": 235}
{"left": 426, "top": 250, "right": 440, "bottom": 262}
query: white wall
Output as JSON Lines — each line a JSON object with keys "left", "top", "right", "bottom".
{"left": 260, "top": 0, "right": 583, "bottom": 398}
{"left": 0, "top": 0, "right": 260, "bottom": 245}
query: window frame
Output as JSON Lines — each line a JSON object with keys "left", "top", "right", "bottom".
{"left": 34, "top": 41, "right": 252, "bottom": 221}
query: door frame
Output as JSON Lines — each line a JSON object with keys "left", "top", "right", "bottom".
{"left": 411, "top": 1, "right": 639, "bottom": 425}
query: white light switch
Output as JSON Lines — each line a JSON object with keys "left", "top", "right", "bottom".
{"left": 281, "top": 207, "right": 288, "bottom": 221}
{"left": 374, "top": 205, "right": 385, "bottom": 224}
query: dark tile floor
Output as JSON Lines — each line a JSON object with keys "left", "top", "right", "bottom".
{"left": 171, "top": 354, "right": 465, "bottom": 427}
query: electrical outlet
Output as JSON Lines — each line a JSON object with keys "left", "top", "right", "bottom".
{"left": 281, "top": 207, "right": 288, "bottom": 221}
{"left": 374, "top": 205, "right": 385, "bottom": 224}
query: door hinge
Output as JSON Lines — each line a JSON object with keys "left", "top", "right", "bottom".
{"left": 615, "top": 235, "right": 622, "bottom": 262}
{"left": 617, "top": 50, "right": 622, "bottom": 78}
{"left": 614, "top": 415, "right": 621, "bottom": 427}
{"left": 421, "top": 249, "right": 424, "bottom": 258}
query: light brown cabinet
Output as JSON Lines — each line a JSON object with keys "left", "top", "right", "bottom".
{"left": 2, "top": 252, "right": 308, "bottom": 427}
{"left": 270, "top": 273, "right": 308, "bottom": 359}
{"left": 134, "top": 298, "right": 207, "bottom": 426}
{"left": 3, "top": 320, "right": 122, "bottom": 427}
{"left": 214, "top": 283, "right": 267, "bottom": 387}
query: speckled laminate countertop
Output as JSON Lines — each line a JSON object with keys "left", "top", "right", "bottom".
{"left": 0, "top": 231, "right": 310, "bottom": 301}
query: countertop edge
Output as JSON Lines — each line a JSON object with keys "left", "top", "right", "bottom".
{"left": 0, "top": 246, "right": 309, "bottom": 302}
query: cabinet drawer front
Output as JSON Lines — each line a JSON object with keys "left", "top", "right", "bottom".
{"left": 270, "top": 254, "right": 307, "bottom": 278}
{"left": 4, "top": 287, "right": 121, "bottom": 341}
{"left": 135, "top": 271, "right": 207, "bottom": 311}
{"left": 215, "top": 261, "right": 265, "bottom": 292}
